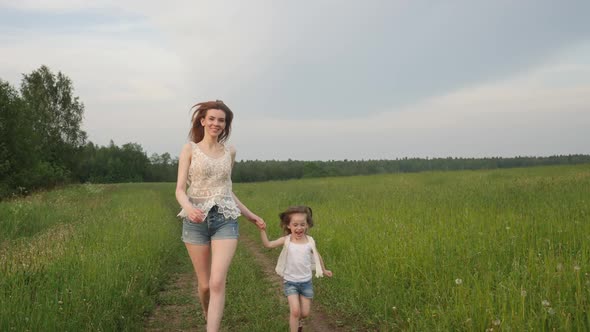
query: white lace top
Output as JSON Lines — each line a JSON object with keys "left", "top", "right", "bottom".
{"left": 177, "top": 142, "right": 241, "bottom": 220}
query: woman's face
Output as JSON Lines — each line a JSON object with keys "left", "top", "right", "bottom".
{"left": 200, "top": 109, "right": 226, "bottom": 138}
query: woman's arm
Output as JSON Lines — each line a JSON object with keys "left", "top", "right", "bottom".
{"left": 230, "top": 145, "right": 266, "bottom": 229}
{"left": 175, "top": 143, "right": 205, "bottom": 222}
{"left": 232, "top": 192, "right": 264, "bottom": 226}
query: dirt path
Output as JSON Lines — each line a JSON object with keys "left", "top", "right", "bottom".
{"left": 239, "top": 236, "right": 344, "bottom": 332}
{"left": 145, "top": 234, "right": 344, "bottom": 332}
{"left": 144, "top": 271, "right": 204, "bottom": 331}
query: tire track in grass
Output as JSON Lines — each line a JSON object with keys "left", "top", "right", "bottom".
{"left": 144, "top": 267, "right": 204, "bottom": 331}
{"left": 146, "top": 236, "right": 343, "bottom": 332}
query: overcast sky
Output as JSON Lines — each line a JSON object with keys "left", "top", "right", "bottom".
{"left": 1, "top": 0, "right": 589, "bottom": 161}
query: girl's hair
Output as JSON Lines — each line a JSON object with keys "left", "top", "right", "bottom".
{"left": 279, "top": 206, "right": 314, "bottom": 235}
{"left": 189, "top": 100, "right": 234, "bottom": 143}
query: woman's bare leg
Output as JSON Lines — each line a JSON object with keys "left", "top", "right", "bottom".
{"left": 185, "top": 243, "right": 212, "bottom": 319}
{"left": 206, "top": 239, "right": 238, "bottom": 332}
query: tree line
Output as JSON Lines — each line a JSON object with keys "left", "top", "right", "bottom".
{"left": 0, "top": 66, "right": 175, "bottom": 198}
{"left": 2, "top": 66, "right": 589, "bottom": 199}
{"left": 232, "top": 155, "right": 590, "bottom": 182}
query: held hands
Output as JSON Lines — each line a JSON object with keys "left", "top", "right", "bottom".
{"left": 249, "top": 214, "right": 266, "bottom": 230}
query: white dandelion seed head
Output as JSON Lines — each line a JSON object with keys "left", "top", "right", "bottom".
{"left": 548, "top": 308, "right": 556, "bottom": 315}
{"left": 574, "top": 265, "right": 581, "bottom": 272}
{"left": 492, "top": 319, "right": 501, "bottom": 326}
{"left": 521, "top": 290, "right": 527, "bottom": 297}
{"left": 455, "top": 278, "right": 463, "bottom": 285}
{"left": 542, "top": 300, "right": 550, "bottom": 307}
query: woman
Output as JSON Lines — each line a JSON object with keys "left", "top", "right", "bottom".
{"left": 175, "top": 100, "right": 266, "bottom": 331}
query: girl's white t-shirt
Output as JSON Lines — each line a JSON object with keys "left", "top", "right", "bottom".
{"left": 283, "top": 242, "right": 313, "bottom": 282}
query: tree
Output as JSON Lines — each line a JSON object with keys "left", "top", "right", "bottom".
{"left": 20, "top": 65, "right": 87, "bottom": 175}
{"left": 0, "top": 80, "right": 29, "bottom": 195}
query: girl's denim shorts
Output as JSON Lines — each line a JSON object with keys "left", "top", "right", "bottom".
{"left": 283, "top": 279, "right": 314, "bottom": 298}
{"left": 182, "top": 205, "right": 239, "bottom": 245}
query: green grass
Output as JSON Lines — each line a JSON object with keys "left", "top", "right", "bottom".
{"left": 2, "top": 164, "right": 590, "bottom": 331}
{"left": 236, "top": 164, "right": 590, "bottom": 331}
{"left": 0, "top": 182, "right": 287, "bottom": 331}
{"left": 223, "top": 241, "right": 289, "bottom": 331}
{"left": 0, "top": 183, "right": 182, "bottom": 331}
{"left": 0, "top": 183, "right": 115, "bottom": 243}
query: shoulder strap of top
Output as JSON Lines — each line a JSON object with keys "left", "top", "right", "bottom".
{"left": 283, "top": 234, "right": 291, "bottom": 248}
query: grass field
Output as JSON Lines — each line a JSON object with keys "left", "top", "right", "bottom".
{"left": 0, "top": 183, "right": 287, "bottom": 331}
{"left": 1, "top": 164, "right": 589, "bottom": 331}
{"left": 236, "top": 164, "right": 590, "bottom": 331}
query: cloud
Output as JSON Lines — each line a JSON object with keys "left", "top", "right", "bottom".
{"left": 232, "top": 59, "right": 590, "bottom": 160}
{"left": 1, "top": 0, "right": 589, "bottom": 159}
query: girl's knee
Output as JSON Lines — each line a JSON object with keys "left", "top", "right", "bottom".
{"left": 290, "top": 308, "right": 301, "bottom": 318}
{"left": 300, "top": 310, "right": 309, "bottom": 319}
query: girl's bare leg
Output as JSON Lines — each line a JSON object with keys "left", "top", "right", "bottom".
{"left": 300, "top": 295, "right": 311, "bottom": 318}
{"left": 287, "top": 294, "right": 302, "bottom": 332}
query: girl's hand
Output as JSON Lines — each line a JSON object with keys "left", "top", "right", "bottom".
{"left": 324, "top": 270, "right": 333, "bottom": 277}
{"left": 250, "top": 214, "right": 266, "bottom": 230}
{"left": 188, "top": 207, "right": 206, "bottom": 223}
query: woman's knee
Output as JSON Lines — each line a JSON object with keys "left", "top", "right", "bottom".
{"left": 209, "top": 278, "right": 226, "bottom": 294}
{"left": 198, "top": 284, "right": 210, "bottom": 295}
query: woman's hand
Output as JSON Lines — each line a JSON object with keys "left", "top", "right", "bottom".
{"left": 187, "top": 207, "right": 206, "bottom": 223}
{"left": 249, "top": 214, "right": 266, "bottom": 230}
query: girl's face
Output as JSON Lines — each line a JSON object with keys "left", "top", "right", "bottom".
{"left": 200, "top": 109, "right": 226, "bottom": 138}
{"left": 287, "top": 213, "right": 308, "bottom": 240}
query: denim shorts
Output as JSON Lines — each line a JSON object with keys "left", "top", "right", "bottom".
{"left": 182, "top": 206, "right": 239, "bottom": 245}
{"left": 283, "top": 279, "right": 314, "bottom": 298}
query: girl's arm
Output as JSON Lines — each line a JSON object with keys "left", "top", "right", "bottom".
{"left": 260, "top": 230, "right": 286, "bottom": 249}
{"left": 230, "top": 145, "right": 266, "bottom": 229}
{"left": 316, "top": 249, "right": 333, "bottom": 277}
{"left": 175, "top": 143, "right": 205, "bottom": 222}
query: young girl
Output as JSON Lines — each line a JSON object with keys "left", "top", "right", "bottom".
{"left": 260, "top": 206, "right": 333, "bottom": 332}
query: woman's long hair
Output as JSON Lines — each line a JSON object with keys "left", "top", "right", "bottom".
{"left": 189, "top": 100, "right": 234, "bottom": 143}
